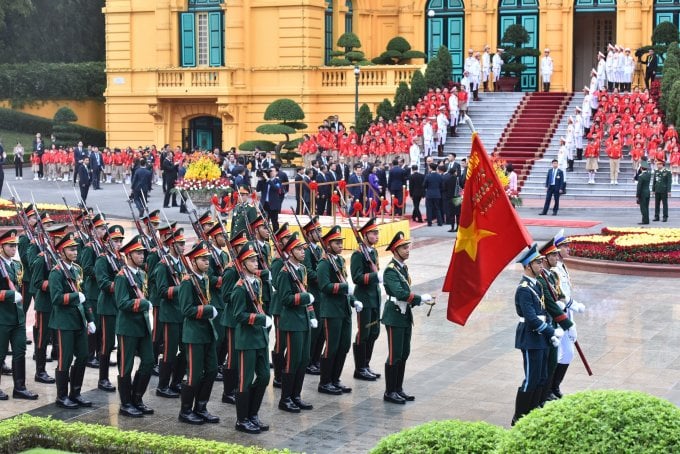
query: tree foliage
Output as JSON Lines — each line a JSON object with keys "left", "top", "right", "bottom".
{"left": 0, "top": 0, "right": 33, "bottom": 33}
{"left": 425, "top": 57, "right": 445, "bottom": 89}
{"left": 436, "top": 46, "right": 453, "bottom": 86}
{"left": 376, "top": 98, "right": 395, "bottom": 121}
{"left": 259, "top": 99, "right": 307, "bottom": 153}
{"left": 660, "top": 42, "right": 680, "bottom": 114}
{"left": 52, "top": 107, "right": 80, "bottom": 148}
{"left": 410, "top": 70, "right": 427, "bottom": 102}
{"left": 393, "top": 82, "right": 412, "bottom": 115}
{"left": 356, "top": 103, "right": 373, "bottom": 135}
{"left": 500, "top": 24, "right": 540, "bottom": 77}
{"left": 372, "top": 36, "right": 426, "bottom": 65}
{"left": 331, "top": 32, "right": 370, "bottom": 66}
{"left": 653, "top": 21, "right": 679, "bottom": 47}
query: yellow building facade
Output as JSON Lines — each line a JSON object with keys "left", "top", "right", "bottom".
{"left": 103, "top": 0, "right": 671, "bottom": 150}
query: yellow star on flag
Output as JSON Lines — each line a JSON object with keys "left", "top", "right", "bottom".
{"left": 454, "top": 214, "right": 496, "bottom": 261}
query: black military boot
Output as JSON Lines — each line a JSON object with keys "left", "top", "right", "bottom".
{"left": 272, "top": 351, "right": 282, "bottom": 388}
{"left": 353, "top": 343, "right": 376, "bottom": 381}
{"left": 169, "top": 355, "right": 185, "bottom": 394}
{"left": 55, "top": 370, "right": 78, "bottom": 409}
{"left": 331, "top": 352, "right": 351, "bottom": 393}
{"left": 178, "top": 385, "right": 204, "bottom": 425}
{"left": 221, "top": 367, "right": 237, "bottom": 404}
{"left": 278, "top": 373, "right": 301, "bottom": 413}
{"left": 365, "top": 339, "right": 381, "bottom": 378}
{"left": 69, "top": 365, "right": 92, "bottom": 407}
{"left": 97, "top": 355, "right": 115, "bottom": 392}
{"left": 86, "top": 335, "right": 99, "bottom": 368}
{"left": 235, "top": 391, "right": 260, "bottom": 434}
{"left": 396, "top": 361, "right": 414, "bottom": 401}
{"left": 317, "top": 356, "right": 341, "bottom": 395}
{"left": 12, "top": 360, "right": 38, "bottom": 400}
{"left": 383, "top": 365, "right": 405, "bottom": 404}
{"left": 248, "top": 385, "right": 269, "bottom": 431}
{"left": 291, "top": 368, "right": 313, "bottom": 410}
{"left": 551, "top": 363, "right": 569, "bottom": 399}
{"left": 511, "top": 387, "right": 533, "bottom": 426}
{"left": 118, "top": 376, "right": 143, "bottom": 417}
{"left": 156, "top": 360, "right": 179, "bottom": 398}
{"left": 194, "top": 378, "right": 219, "bottom": 423}
{"left": 34, "top": 349, "right": 55, "bottom": 384}
{"left": 131, "top": 372, "right": 154, "bottom": 414}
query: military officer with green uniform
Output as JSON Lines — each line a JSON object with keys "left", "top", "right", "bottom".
{"left": 269, "top": 222, "right": 293, "bottom": 389}
{"left": 381, "top": 231, "right": 432, "bottom": 404}
{"left": 178, "top": 241, "right": 220, "bottom": 425}
{"left": 145, "top": 218, "right": 171, "bottom": 375}
{"left": 29, "top": 224, "right": 68, "bottom": 384}
{"left": 18, "top": 204, "right": 39, "bottom": 318}
{"left": 232, "top": 241, "right": 272, "bottom": 434}
{"left": 114, "top": 235, "right": 154, "bottom": 418}
{"left": 653, "top": 158, "right": 672, "bottom": 222}
{"left": 276, "top": 233, "right": 316, "bottom": 413}
{"left": 0, "top": 229, "right": 38, "bottom": 400}
{"left": 317, "top": 225, "right": 362, "bottom": 396}
{"left": 636, "top": 160, "right": 651, "bottom": 224}
{"left": 302, "top": 217, "right": 324, "bottom": 375}
{"left": 49, "top": 232, "right": 95, "bottom": 409}
{"left": 250, "top": 216, "right": 272, "bottom": 314}
{"left": 230, "top": 185, "right": 258, "bottom": 238}
{"left": 94, "top": 225, "right": 125, "bottom": 392}
{"left": 219, "top": 230, "right": 249, "bottom": 404}
{"left": 350, "top": 217, "right": 382, "bottom": 381}
{"left": 204, "top": 221, "right": 228, "bottom": 381}
{"left": 154, "top": 226, "right": 186, "bottom": 398}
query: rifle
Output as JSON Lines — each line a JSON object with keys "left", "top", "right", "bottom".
{"left": 300, "top": 198, "right": 347, "bottom": 284}
{"left": 347, "top": 216, "right": 378, "bottom": 273}
{"left": 177, "top": 190, "right": 225, "bottom": 276}
{"left": 291, "top": 209, "right": 311, "bottom": 245}
{"left": 214, "top": 211, "right": 258, "bottom": 303}
{"left": 235, "top": 191, "right": 269, "bottom": 272}
{"left": 123, "top": 184, "right": 153, "bottom": 251}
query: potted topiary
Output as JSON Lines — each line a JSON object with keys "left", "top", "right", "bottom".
{"left": 498, "top": 24, "right": 539, "bottom": 91}
{"left": 371, "top": 37, "right": 427, "bottom": 65}
{"left": 329, "top": 32, "right": 372, "bottom": 66}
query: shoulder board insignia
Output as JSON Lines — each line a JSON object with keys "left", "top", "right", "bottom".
{"left": 388, "top": 263, "right": 395, "bottom": 269}
{"left": 520, "top": 281, "right": 528, "bottom": 287}
{"left": 235, "top": 279, "right": 243, "bottom": 287}
{"left": 182, "top": 275, "right": 191, "bottom": 281}
{"left": 117, "top": 270, "right": 125, "bottom": 276}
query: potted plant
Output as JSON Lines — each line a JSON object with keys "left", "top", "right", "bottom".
{"left": 498, "top": 24, "right": 539, "bottom": 91}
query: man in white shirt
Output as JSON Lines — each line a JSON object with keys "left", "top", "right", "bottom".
{"left": 422, "top": 120, "right": 434, "bottom": 158}
{"left": 464, "top": 49, "right": 476, "bottom": 94}
{"left": 448, "top": 86, "right": 459, "bottom": 137}
{"left": 470, "top": 52, "right": 482, "bottom": 101}
{"left": 436, "top": 107, "right": 449, "bottom": 156}
{"left": 574, "top": 107, "right": 584, "bottom": 160}
{"left": 581, "top": 86, "right": 592, "bottom": 136}
{"left": 605, "top": 44, "right": 615, "bottom": 92}
{"left": 481, "top": 45, "right": 491, "bottom": 92}
{"left": 596, "top": 52, "right": 607, "bottom": 91}
{"left": 492, "top": 49, "right": 504, "bottom": 88}
{"left": 623, "top": 48, "right": 635, "bottom": 92}
{"left": 540, "top": 48, "right": 553, "bottom": 92}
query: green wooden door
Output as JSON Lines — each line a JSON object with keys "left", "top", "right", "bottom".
{"left": 499, "top": 0, "right": 539, "bottom": 91}
{"left": 425, "top": 0, "right": 465, "bottom": 83}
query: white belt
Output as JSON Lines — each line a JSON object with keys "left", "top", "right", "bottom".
{"left": 519, "top": 315, "right": 546, "bottom": 323}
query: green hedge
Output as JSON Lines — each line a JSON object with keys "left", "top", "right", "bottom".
{"left": 369, "top": 420, "right": 505, "bottom": 454}
{"left": 0, "top": 62, "right": 105, "bottom": 108}
{"left": 0, "top": 415, "right": 291, "bottom": 454}
{"left": 0, "top": 108, "right": 105, "bottom": 147}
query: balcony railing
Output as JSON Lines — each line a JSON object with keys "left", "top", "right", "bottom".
{"left": 156, "top": 68, "right": 234, "bottom": 91}
{"left": 320, "top": 65, "right": 422, "bottom": 88}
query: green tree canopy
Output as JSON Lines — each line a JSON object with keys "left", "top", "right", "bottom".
{"left": 376, "top": 99, "right": 395, "bottom": 121}
{"left": 259, "top": 99, "right": 307, "bottom": 153}
{"left": 372, "top": 36, "right": 426, "bottom": 65}
{"left": 356, "top": 103, "right": 373, "bottom": 135}
{"left": 410, "top": 70, "right": 427, "bottom": 101}
{"left": 393, "top": 81, "right": 413, "bottom": 115}
{"left": 425, "top": 57, "right": 445, "bottom": 88}
{"left": 436, "top": 46, "right": 453, "bottom": 86}
{"left": 660, "top": 42, "right": 680, "bottom": 114}
{"left": 500, "top": 24, "right": 540, "bottom": 77}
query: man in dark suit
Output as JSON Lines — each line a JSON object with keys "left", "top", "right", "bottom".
{"left": 337, "top": 156, "right": 350, "bottom": 182}
{"left": 642, "top": 49, "right": 658, "bottom": 90}
{"left": 32, "top": 133, "right": 45, "bottom": 179}
{"left": 131, "top": 158, "right": 153, "bottom": 217}
{"left": 376, "top": 162, "right": 388, "bottom": 199}
{"left": 262, "top": 168, "right": 283, "bottom": 231}
{"left": 541, "top": 159, "right": 564, "bottom": 216}
{"left": 408, "top": 165, "right": 424, "bottom": 222}
{"left": 388, "top": 159, "right": 406, "bottom": 215}
{"left": 423, "top": 163, "right": 444, "bottom": 226}
{"left": 348, "top": 163, "right": 364, "bottom": 215}
{"left": 275, "top": 162, "right": 289, "bottom": 194}
{"left": 78, "top": 155, "right": 92, "bottom": 203}
{"left": 162, "top": 151, "right": 179, "bottom": 208}
{"left": 90, "top": 147, "right": 103, "bottom": 190}
{"left": 315, "top": 165, "right": 330, "bottom": 216}
{"left": 294, "top": 167, "right": 305, "bottom": 214}
{"left": 73, "top": 141, "right": 86, "bottom": 186}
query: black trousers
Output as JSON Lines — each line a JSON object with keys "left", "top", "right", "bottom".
{"left": 542, "top": 185, "right": 560, "bottom": 214}
{"left": 425, "top": 196, "right": 442, "bottom": 225}
{"left": 14, "top": 160, "right": 22, "bottom": 177}
{"left": 80, "top": 184, "right": 89, "bottom": 204}
{"left": 411, "top": 196, "right": 422, "bottom": 222}
{"left": 92, "top": 169, "right": 101, "bottom": 189}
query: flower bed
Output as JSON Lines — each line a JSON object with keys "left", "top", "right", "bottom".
{"left": 174, "top": 155, "right": 231, "bottom": 195}
{"left": 569, "top": 227, "right": 680, "bottom": 264}
{"left": 0, "top": 199, "right": 76, "bottom": 227}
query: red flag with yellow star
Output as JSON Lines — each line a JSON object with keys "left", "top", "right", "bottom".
{"left": 443, "top": 133, "right": 531, "bottom": 325}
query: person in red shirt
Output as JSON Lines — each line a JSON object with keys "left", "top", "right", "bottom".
{"left": 606, "top": 135, "right": 623, "bottom": 184}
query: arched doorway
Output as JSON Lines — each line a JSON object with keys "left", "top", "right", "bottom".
{"left": 425, "top": 0, "right": 465, "bottom": 82}
{"left": 183, "top": 116, "right": 222, "bottom": 151}
{"left": 498, "top": 0, "right": 539, "bottom": 91}
{"left": 573, "top": 0, "right": 616, "bottom": 90}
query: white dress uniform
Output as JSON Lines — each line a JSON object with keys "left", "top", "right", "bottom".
{"left": 448, "top": 91, "right": 459, "bottom": 126}
{"left": 574, "top": 111, "right": 584, "bottom": 151}
{"left": 623, "top": 52, "right": 635, "bottom": 89}
{"left": 492, "top": 52, "right": 504, "bottom": 82}
{"left": 605, "top": 50, "right": 614, "bottom": 88}
{"left": 565, "top": 121, "right": 575, "bottom": 160}
{"left": 582, "top": 92, "right": 592, "bottom": 130}
{"left": 540, "top": 55, "right": 553, "bottom": 84}
{"left": 596, "top": 57, "right": 607, "bottom": 91}
{"left": 436, "top": 111, "right": 449, "bottom": 146}
{"left": 422, "top": 122, "right": 434, "bottom": 157}
{"left": 482, "top": 51, "right": 491, "bottom": 84}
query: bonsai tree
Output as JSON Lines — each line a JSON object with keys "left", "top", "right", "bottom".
{"left": 372, "top": 36, "right": 426, "bottom": 65}
{"left": 52, "top": 106, "right": 80, "bottom": 147}
{"left": 636, "top": 21, "right": 679, "bottom": 66}
{"left": 356, "top": 103, "right": 373, "bottom": 135}
{"left": 410, "top": 69, "right": 427, "bottom": 101}
{"left": 329, "top": 32, "right": 371, "bottom": 66}
{"left": 500, "top": 24, "right": 539, "bottom": 77}
{"left": 255, "top": 98, "right": 307, "bottom": 154}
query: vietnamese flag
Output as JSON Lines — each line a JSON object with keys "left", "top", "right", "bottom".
{"left": 443, "top": 133, "right": 532, "bottom": 325}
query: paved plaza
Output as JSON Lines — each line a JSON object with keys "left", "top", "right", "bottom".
{"left": 0, "top": 179, "right": 678, "bottom": 452}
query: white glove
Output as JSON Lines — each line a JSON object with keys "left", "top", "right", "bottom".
{"left": 87, "top": 322, "right": 96, "bottom": 334}
{"left": 567, "top": 326, "right": 577, "bottom": 342}
{"left": 14, "top": 292, "right": 23, "bottom": 305}
{"left": 571, "top": 301, "right": 586, "bottom": 313}
{"left": 265, "top": 315, "right": 273, "bottom": 329}
{"left": 395, "top": 300, "right": 407, "bottom": 314}
{"left": 421, "top": 293, "right": 433, "bottom": 303}
{"left": 554, "top": 327, "right": 564, "bottom": 339}
{"left": 550, "top": 336, "right": 560, "bottom": 347}
{"left": 354, "top": 301, "right": 363, "bottom": 313}
{"left": 209, "top": 307, "right": 218, "bottom": 320}
{"left": 310, "top": 319, "right": 318, "bottom": 329}
{"left": 309, "top": 293, "right": 315, "bottom": 304}
{"left": 347, "top": 282, "right": 355, "bottom": 295}
{"left": 378, "top": 272, "right": 384, "bottom": 284}
{"left": 557, "top": 300, "right": 566, "bottom": 311}
{"left": 78, "top": 292, "right": 86, "bottom": 303}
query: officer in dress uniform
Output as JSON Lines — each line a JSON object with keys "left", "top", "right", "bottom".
{"left": 350, "top": 217, "right": 382, "bottom": 381}
{"left": 232, "top": 241, "right": 272, "bottom": 434}
{"left": 0, "top": 229, "right": 38, "bottom": 400}
{"left": 302, "top": 217, "right": 324, "bottom": 375}
{"left": 317, "top": 225, "right": 362, "bottom": 396}
{"left": 49, "top": 232, "right": 95, "bottom": 409}
{"left": 511, "top": 244, "right": 563, "bottom": 425}
{"left": 219, "top": 230, "right": 249, "bottom": 405}
{"left": 94, "top": 225, "right": 125, "bottom": 392}
{"left": 114, "top": 235, "right": 154, "bottom": 418}
{"left": 30, "top": 224, "right": 68, "bottom": 385}
{"left": 18, "top": 204, "right": 38, "bottom": 318}
{"left": 144, "top": 216, "right": 169, "bottom": 375}
{"left": 249, "top": 216, "right": 272, "bottom": 314}
{"left": 381, "top": 231, "right": 432, "bottom": 404}
{"left": 154, "top": 227, "right": 187, "bottom": 398}
{"left": 268, "top": 223, "right": 293, "bottom": 389}
{"left": 204, "top": 222, "right": 228, "bottom": 381}
{"left": 178, "top": 241, "right": 220, "bottom": 425}
{"left": 230, "top": 185, "right": 258, "bottom": 238}
{"left": 276, "top": 233, "right": 316, "bottom": 413}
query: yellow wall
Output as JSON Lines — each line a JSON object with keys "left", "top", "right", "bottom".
{"left": 0, "top": 100, "right": 105, "bottom": 130}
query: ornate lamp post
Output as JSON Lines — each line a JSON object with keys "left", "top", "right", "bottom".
{"left": 354, "top": 65, "right": 360, "bottom": 126}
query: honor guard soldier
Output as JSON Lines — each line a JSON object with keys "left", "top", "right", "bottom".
{"left": 382, "top": 231, "right": 432, "bottom": 404}
{"left": 178, "top": 241, "right": 220, "bottom": 425}
{"left": 0, "top": 229, "right": 38, "bottom": 400}
{"left": 197, "top": 211, "right": 214, "bottom": 232}
{"left": 269, "top": 222, "right": 293, "bottom": 388}
{"left": 276, "top": 233, "right": 316, "bottom": 413}
{"left": 219, "top": 230, "right": 249, "bottom": 405}
{"left": 249, "top": 216, "right": 272, "bottom": 313}
{"left": 30, "top": 224, "right": 68, "bottom": 384}
{"left": 317, "top": 225, "right": 362, "bottom": 396}
{"left": 512, "top": 244, "right": 564, "bottom": 425}
{"left": 230, "top": 185, "right": 258, "bottom": 238}
{"left": 114, "top": 235, "right": 155, "bottom": 418}
{"left": 204, "top": 222, "right": 229, "bottom": 380}
{"left": 302, "top": 217, "right": 324, "bottom": 375}
{"left": 18, "top": 204, "right": 39, "bottom": 318}
{"left": 154, "top": 226, "right": 186, "bottom": 398}
{"left": 49, "top": 232, "right": 95, "bottom": 409}
{"left": 232, "top": 241, "right": 272, "bottom": 434}
{"left": 350, "top": 217, "right": 382, "bottom": 381}
{"left": 143, "top": 215, "right": 168, "bottom": 375}
{"left": 94, "top": 225, "right": 125, "bottom": 392}
{"left": 80, "top": 213, "right": 108, "bottom": 369}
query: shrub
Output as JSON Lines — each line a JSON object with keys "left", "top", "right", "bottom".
{"left": 239, "top": 140, "right": 276, "bottom": 152}
{"left": 410, "top": 69, "right": 427, "bottom": 102}
{"left": 356, "top": 103, "right": 373, "bottom": 135}
{"left": 393, "top": 81, "right": 412, "bottom": 115}
{"left": 376, "top": 98, "right": 395, "bottom": 121}
{"left": 372, "top": 37, "right": 426, "bottom": 65}
{"left": 499, "top": 390, "right": 680, "bottom": 453}
{"left": 370, "top": 420, "right": 505, "bottom": 454}
{"left": 436, "top": 46, "right": 453, "bottom": 86}
{"left": 661, "top": 42, "right": 680, "bottom": 114}
{"left": 0, "top": 107, "right": 104, "bottom": 146}
{"left": 500, "top": 24, "right": 540, "bottom": 77}
{"left": 425, "top": 56, "right": 445, "bottom": 88}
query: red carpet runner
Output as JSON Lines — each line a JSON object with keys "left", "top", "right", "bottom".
{"left": 495, "top": 92, "right": 573, "bottom": 186}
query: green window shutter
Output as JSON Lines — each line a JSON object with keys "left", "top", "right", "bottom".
{"left": 181, "top": 12, "right": 196, "bottom": 67}
{"left": 208, "top": 11, "right": 224, "bottom": 66}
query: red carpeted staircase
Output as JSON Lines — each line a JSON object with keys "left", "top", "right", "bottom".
{"left": 494, "top": 92, "right": 573, "bottom": 185}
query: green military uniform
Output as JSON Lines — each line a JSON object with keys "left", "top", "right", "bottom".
{"left": 49, "top": 233, "right": 93, "bottom": 409}
{"left": 114, "top": 235, "right": 154, "bottom": 417}
{"left": 303, "top": 240, "right": 324, "bottom": 372}
{"left": 178, "top": 241, "right": 220, "bottom": 425}
{"left": 207, "top": 242, "right": 228, "bottom": 371}
{"left": 653, "top": 162, "right": 672, "bottom": 221}
{"left": 18, "top": 234, "right": 34, "bottom": 316}
{"left": 78, "top": 238, "right": 99, "bottom": 366}
{"left": 636, "top": 161, "right": 651, "bottom": 224}
{"left": 276, "top": 233, "right": 316, "bottom": 412}
{"left": 230, "top": 201, "right": 257, "bottom": 238}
